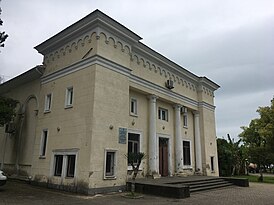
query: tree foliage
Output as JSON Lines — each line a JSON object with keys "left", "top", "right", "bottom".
{"left": 0, "top": 2, "right": 8, "bottom": 48}
{"left": 239, "top": 98, "right": 274, "bottom": 181}
{"left": 217, "top": 134, "right": 247, "bottom": 176}
{"left": 0, "top": 96, "right": 18, "bottom": 126}
{"left": 125, "top": 152, "right": 146, "bottom": 195}
{"left": 126, "top": 152, "right": 146, "bottom": 180}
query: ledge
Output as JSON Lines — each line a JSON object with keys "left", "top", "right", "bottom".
{"left": 126, "top": 181, "right": 190, "bottom": 199}
{"left": 220, "top": 177, "right": 249, "bottom": 187}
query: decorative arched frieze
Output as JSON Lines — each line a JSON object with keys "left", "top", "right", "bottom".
{"left": 99, "top": 32, "right": 107, "bottom": 42}
{"left": 180, "top": 79, "right": 184, "bottom": 86}
{"left": 129, "top": 52, "right": 201, "bottom": 93}
{"left": 176, "top": 76, "right": 180, "bottom": 84}
{"left": 171, "top": 74, "right": 176, "bottom": 82}
{"left": 167, "top": 71, "right": 171, "bottom": 79}
{"left": 60, "top": 48, "right": 65, "bottom": 56}
{"left": 90, "top": 32, "right": 97, "bottom": 41}
{"left": 124, "top": 45, "right": 130, "bottom": 54}
{"left": 117, "top": 41, "right": 123, "bottom": 50}
{"left": 108, "top": 37, "right": 115, "bottom": 47}
{"left": 71, "top": 42, "right": 77, "bottom": 50}
{"left": 140, "top": 58, "right": 145, "bottom": 68}
{"left": 84, "top": 35, "right": 90, "bottom": 44}
{"left": 156, "top": 66, "right": 161, "bottom": 74}
{"left": 145, "top": 61, "right": 149, "bottom": 69}
{"left": 162, "top": 69, "right": 167, "bottom": 77}
{"left": 97, "top": 30, "right": 132, "bottom": 53}
{"left": 55, "top": 51, "right": 60, "bottom": 59}
{"left": 77, "top": 39, "right": 84, "bottom": 48}
{"left": 65, "top": 45, "right": 70, "bottom": 54}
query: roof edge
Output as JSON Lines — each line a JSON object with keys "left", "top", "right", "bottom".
{"left": 35, "top": 9, "right": 142, "bottom": 55}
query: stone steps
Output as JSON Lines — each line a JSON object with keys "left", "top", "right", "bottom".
{"left": 184, "top": 178, "right": 234, "bottom": 193}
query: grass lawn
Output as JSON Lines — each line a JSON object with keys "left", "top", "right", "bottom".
{"left": 235, "top": 175, "right": 274, "bottom": 184}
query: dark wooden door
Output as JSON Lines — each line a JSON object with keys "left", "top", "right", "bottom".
{"left": 159, "top": 138, "right": 168, "bottom": 177}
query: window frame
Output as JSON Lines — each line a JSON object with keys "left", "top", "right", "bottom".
{"left": 130, "top": 98, "right": 138, "bottom": 116}
{"left": 182, "top": 140, "right": 192, "bottom": 168}
{"left": 39, "top": 129, "right": 48, "bottom": 158}
{"left": 127, "top": 130, "right": 143, "bottom": 171}
{"left": 51, "top": 149, "right": 78, "bottom": 178}
{"left": 54, "top": 155, "right": 63, "bottom": 176}
{"left": 44, "top": 93, "right": 52, "bottom": 112}
{"left": 65, "top": 87, "right": 74, "bottom": 108}
{"left": 158, "top": 107, "right": 168, "bottom": 121}
{"left": 104, "top": 149, "right": 117, "bottom": 179}
{"left": 127, "top": 133, "right": 140, "bottom": 165}
{"left": 183, "top": 112, "right": 188, "bottom": 128}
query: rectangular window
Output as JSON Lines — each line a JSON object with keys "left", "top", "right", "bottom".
{"left": 183, "top": 113, "right": 188, "bottom": 127}
{"left": 210, "top": 156, "right": 214, "bottom": 172}
{"left": 130, "top": 98, "right": 137, "bottom": 115}
{"left": 183, "top": 140, "right": 191, "bottom": 166}
{"left": 52, "top": 151, "right": 77, "bottom": 178}
{"left": 158, "top": 108, "right": 168, "bottom": 121}
{"left": 105, "top": 151, "right": 116, "bottom": 178}
{"left": 182, "top": 107, "right": 188, "bottom": 127}
{"left": 66, "top": 155, "right": 76, "bottom": 177}
{"left": 40, "top": 130, "right": 48, "bottom": 157}
{"left": 65, "top": 87, "right": 73, "bottom": 107}
{"left": 128, "top": 133, "right": 140, "bottom": 164}
{"left": 54, "top": 155, "right": 63, "bottom": 176}
{"left": 44, "top": 93, "right": 52, "bottom": 112}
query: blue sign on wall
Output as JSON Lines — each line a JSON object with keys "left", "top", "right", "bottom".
{"left": 119, "top": 127, "right": 127, "bottom": 144}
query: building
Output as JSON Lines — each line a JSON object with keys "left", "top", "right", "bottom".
{"left": 0, "top": 10, "right": 220, "bottom": 194}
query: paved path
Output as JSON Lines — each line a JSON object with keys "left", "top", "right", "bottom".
{"left": 1, "top": 180, "right": 274, "bottom": 204}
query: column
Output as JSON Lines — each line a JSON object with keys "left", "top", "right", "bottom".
{"left": 148, "top": 95, "right": 158, "bottom": 175}
{"left": 194, "top": 111, "right": 202, "bottom": 172}
{"left": 174, "top": 104, "right": 184, "bottom": 173}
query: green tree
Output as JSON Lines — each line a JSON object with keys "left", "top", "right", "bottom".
{"left": 217, "top": 138, "right": 233, "bottom": 176}
{"left": 125, "top": 152, "right": 146, "bottom": 195}
{"left": 0, "top": 1, "right": 8, "bottom": 48}
{"left": 240, "top": 98, "right": 274, "bottom": 181}
{"left": 0, "top": 96, "right": 18, "bottom": 126}
{"left": 217, "top": 134, "right": 247, "bottom": 176}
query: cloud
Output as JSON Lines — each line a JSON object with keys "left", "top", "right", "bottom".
{"left": 1, "top": 0, "right": 274, "bottom": 140}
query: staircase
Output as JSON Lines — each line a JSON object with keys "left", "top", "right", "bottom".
{"left": 183, "top": 178, "right": 234, "bottom": 193}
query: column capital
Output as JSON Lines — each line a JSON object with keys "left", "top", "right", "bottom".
{"left": 147, "top": 94, "right": 158, "bottom": 102}
{"left": 173, "top": 104, "right": 182, "bottom": 111}
{"left": 193, "top": 110, "right": 200, "bottom": 116}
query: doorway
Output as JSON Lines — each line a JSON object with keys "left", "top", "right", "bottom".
{"left": 159, "top": 137, "right": 169, "bottom": 177}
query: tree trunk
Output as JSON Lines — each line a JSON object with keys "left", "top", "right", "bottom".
{"left": 258, "top": 167, "right": 263, "bottom": 182}
{"left": 131, "top": 180, "right": 135, "bottom": 194}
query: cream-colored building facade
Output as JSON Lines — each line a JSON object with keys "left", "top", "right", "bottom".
{"left": 0, "top": 10, "right": 220, "bottom": 194}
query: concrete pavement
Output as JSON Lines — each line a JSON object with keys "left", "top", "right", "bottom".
{"left": 0, "top": 180, "right": 274, "bottom": 204}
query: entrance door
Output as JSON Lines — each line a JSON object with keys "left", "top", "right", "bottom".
{"left": 159, "top": 138, "right": 168, "bottom": 177}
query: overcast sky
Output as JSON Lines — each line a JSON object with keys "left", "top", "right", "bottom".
{"left": 0, "top": 0, "right": 273, "bottom": 140}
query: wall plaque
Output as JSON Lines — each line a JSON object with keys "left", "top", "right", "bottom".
{"left": 118, "top": 127, "right": 127, "bottom": 144}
